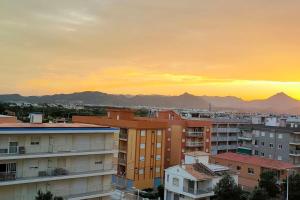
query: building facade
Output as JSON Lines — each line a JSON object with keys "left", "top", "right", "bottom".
{"left": 210, "top": 152, "right": 295, "bottom": 191}
{"left": 164, "top": 151, "right": 238, "bottom": 200}
{"left": 238, "top": 124, "right": 300, "bottom": 167}
{"left": 73, "top": 109, "right": 167, "bottom": 190}
{"left": 0, "top": 123, "right": 117, "bottom": 200}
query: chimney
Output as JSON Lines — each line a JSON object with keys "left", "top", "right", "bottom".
{"left": 29, "top": 113, "right": 43, "bottom": 123}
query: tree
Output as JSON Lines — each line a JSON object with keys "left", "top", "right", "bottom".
{"left": 214, "top": 174, "right": 243, "bottom": 200}
{"left": 283, "top": 174, "right": 300, "bottom": 200}
{"left": 157, "top": 184, "right": 164, "bottom": 200}
{"left": 35, "top": 190, "right": 63, "bottom": 200}
{"left": 248, "top": 187, "right": 268, "bottom": 200}
{"left": 258, "top": 171, "right": 279, "bottom": 198}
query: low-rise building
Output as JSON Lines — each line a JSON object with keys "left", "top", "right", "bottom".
{"left": 164, "top": 151, "right": 238, "bottom": 200}
{"left": 0, "top": 114, "right": 17, "bottom": 123}
{"left": 0, "top": 122, "right": 118, "bottom": 200}
{"left": 210, "top": 152, "right": 295, "bottom": 191}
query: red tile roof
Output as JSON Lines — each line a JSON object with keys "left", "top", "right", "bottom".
{"left": 212, "top": 152, "right": 295, "bottom": 170}
{"left": 184, "top": 164, "right": 212, "bottom": 180}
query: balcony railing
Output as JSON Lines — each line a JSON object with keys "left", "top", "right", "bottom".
{"left": 0, "top": 143, "right": 115, "bottom": 159}
{"left": 186, "top": 141, "right": 203, "bottom": 147}
{"left": 66, "top": 185, "right": 114, "bottom": 200}
{"left": 290, "top": 150, "right": 300, "bottom": 155}
{"left": 0, "top": 164, "right": 115, "bottom": 185}
{"left": 0, "top": 172, "right": 16, "bottom": 181}
{"left": 212, "top": 128, "right": 240, "bottom": 133}
{"left": 118, "top": 158, "right": 127, "bottom": 165}
{"left": 119, "top": 134, "right": 128, "bottom": 140}
{"left": 186, "top": 131, "right": 204, "bottom": 137}
{"left": 183, "top": 187, "right": 213, "bottom": 195}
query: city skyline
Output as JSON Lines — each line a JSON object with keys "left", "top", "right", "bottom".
{"left": 1, "top": 0, "right": 300, "bottom": 100}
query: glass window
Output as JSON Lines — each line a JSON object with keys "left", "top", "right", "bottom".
{"left": 278, "top": 144, "right": 283, "bottom": 149}
{"left": 270, "top": 143, "right": 274, "bottom": 148}
{"left": 261, "top": 132, "right": 265, "bottom": 137}
{"left": 156, "top": 143, "right": 161, "bottom": 148}
{"left": 140, "top": 156, "right": 145, "bottom": 161}
{"left": 278, "top": 134, "right": 283, "bottom": 139}
{"left": 157, "top": 130, "right": 162, "bottom": 136}
{"left": 140, "top": 130, "right": 146, "bottom": 137}
{"left": 270, "top": 133, "right": 274, "bottom": 138}
{"left": 156, "top": 155, "right": 161, "bottom": 160}
{"left": 155, "top": 167, "right": 160, "bottom": 173}
{"left": 248, "top": 168, "right": 255, "bottom": 174}
{"left": 172, "top": 178, "right": 179, "bottom": 186}
{"left": 278, "top": 156, "right": 282, "bottom": 160}
{"left": 139, "top": 169, "right": 144, "bottom": 175}
{"left": 140, "top": 144, "right": 145, "bottom": 149}
{"left": 31, "top": 136, "right": 40, "bottom": 145}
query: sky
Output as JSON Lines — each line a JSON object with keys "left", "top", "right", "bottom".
{"left": 1, "top": 0, "right": 300, "bottom": 100}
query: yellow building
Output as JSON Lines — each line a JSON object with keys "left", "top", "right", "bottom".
{"left": 73, "top": 109, "right": 168, "bottom": 189}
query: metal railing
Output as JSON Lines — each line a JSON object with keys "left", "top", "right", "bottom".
{"left": 0, "top": 164, "right": 115, "bottom": 183}
{"left": 65, "top": 184, "right": 114, "bottom": 199}
{"left": 186, "top": 141, "right": 203, "bottom": 147}
{"left": 183, "top": 187, "right": 213, "bottom": 195}
{"left": 186, "top": 131, "right": 204, "bottom": 137}
{"left": 290, "top": 150, "right": 300, "bottom": 155}
{"left": 0, "top": 143, "right": 115, "bottom": 157}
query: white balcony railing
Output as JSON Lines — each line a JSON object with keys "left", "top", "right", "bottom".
{"left": 186, "top": 141, "right": 203, "bottom": 147}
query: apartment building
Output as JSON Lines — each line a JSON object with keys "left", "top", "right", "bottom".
{"left": 152, "top": 110, "right": 212, "bottom": 167}
{"left": 238, "top": 124, "right": 300, "bottom": 167}
{"left": 211, "top": 119, "right": 249, "bottom": 155}
{"left": 0, "top": 120, "right": 118, "bottom": 200}
{"left": 73, "top": 109, "right": 167, "bottom": 190}
{"left": 164, "top": 151, "right": 238, "bottom": 200}
{"left": 210, "top": 152, "right": 295, "bottom": 191}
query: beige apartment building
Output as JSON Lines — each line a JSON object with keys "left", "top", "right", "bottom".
{"left": 0, "top": 119, "right": 118, "bottom": 200}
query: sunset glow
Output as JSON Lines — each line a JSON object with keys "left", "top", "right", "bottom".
{"left": 1, "top": 0, "right": 300, "bottom": 100}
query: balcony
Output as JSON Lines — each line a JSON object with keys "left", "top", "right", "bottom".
{"left": 66, "top": 185, "right": 114, "bottom": 200}
{"left": 118, "top": 158, "right": 127, "bottom": 165}
{"left": 119, "top": 134, "right": 128, "bottom": 141}
{"left": 186, "top": 141, "right": 203, "bottom": 147}
{"left": 290, "top": 139, "right": 300, "bottom": 145}
{"left": 290, "top": 150, "right": 300, "bottom": 156}
{"left": 119, "top": 146, "right": 127, "bottom": 153}
{"left": 183, "top": 187, "right": 214, "bottom": 197}
{"left": 212, "top": 128, "right": 240, "bottom": 133}
{"left": 186, "top": 131, "right": 204, "bottom": 137}
{"left": 0, "top": 165, "right": 116, "bottom": 186}
{"left": 0, "top": 144, "right": 115, "bottom": 161}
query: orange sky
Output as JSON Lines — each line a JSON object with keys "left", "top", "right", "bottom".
{"left": 1, "top": 0, "right": 300, "bottom": 100}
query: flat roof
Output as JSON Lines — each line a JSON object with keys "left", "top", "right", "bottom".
{"left": 212, "top": 152, "right": 295, "bottom": 170}
{"left": 0, "top": 115, "right": 14, "bottom": 118}
{"left": 0, "top": 123, "right": 118, "bottom": 134}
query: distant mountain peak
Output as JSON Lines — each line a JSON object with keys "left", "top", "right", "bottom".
{"left": 179, "top": 92, "right": 194, "bottom": 97}
{"left": 268, "top": 92, "right": 293, "bottom": 100}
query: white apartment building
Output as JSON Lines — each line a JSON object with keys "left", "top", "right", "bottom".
{"left": 164, "top": 151, "right": 238, "bottom": 200}
{"left": 0, "top": 122, "right": 118, "bottom": 200}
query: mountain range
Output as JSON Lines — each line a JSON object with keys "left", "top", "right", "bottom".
{"left": 0, "top": 91, "right": 299, "bottom": 114}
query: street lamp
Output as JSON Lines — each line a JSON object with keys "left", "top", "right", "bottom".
{"left": 286, "top": 169, "right": 289, "bottom": 200}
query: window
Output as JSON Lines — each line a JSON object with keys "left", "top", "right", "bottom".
{"left": 31, "top": 136, "right": 40, "bottom": 145}
{"left": 248, "top": 168, "right": 255, "bottom": 174}
{"left": 140, "top": 156, "right": 145, "bottom": 161}
{"left": 278, "top": 144, "right": 283, "bottom": 149}
{"left": 140, "top": 144, "right": 145, "bottom": 149}
{"left": 167, "top": 174, "right": 170, "bottom": 182}
{"left": 157, "top": 130, "right": 162, "bottom": 136}
{"left": 172, "top": 178, "right": 179, "bottom": 186}
{"left": 278, "top": 156, "right": 282, "bottom": 160}
{"left": 261, "top": 132, "right": 265, "bottom": 137}
{"left": 155, "top": 167, "right": 160, "bottom": 173}
{"left": 140, "top": 130, "right": 146, "bottom": 137}
{"left": 278, "top": 134, "right": 283, "bottom": 139}
{"left": 254, "top": 140, "right": 258, "bottom": 146}
{"left": 156, "top": 155, "right": 161, "bottom": 161}
{"left": 261, "top": 141, "right": 265, "bottom": 146}
{"left": 255, "top": 150, "right": 259, "bottom": 155}
{"left": 156, "top": 143, "right": 161, "bottom": 148}
{"left": 270, "top": 143, "right": 274, "bottom": 148}
{"left": 139, "top": 169, "right": 144, "bottom": 175}
{"left": 29, "top": 160, "right": 39, "bottom": 169}
{"left": 237, "top": 166, "right": 241, "bottom": 171}
{"left": 270, "top": 133, "right": 274, "bottom": 138}
{"left": 261, "top": 152, "right": 265, "bottom": 157}
{"left": 269, "top": 154, "right": 272, "bottom": 159}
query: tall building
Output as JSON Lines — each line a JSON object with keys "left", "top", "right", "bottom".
{"left": 0, "top": 120, "right": 117, "bottom": 200}
{"left": 238, "top": 123, "right": 300, "bottom": 167}
{"left": 211, "top": 119, "right": 249, "bottom": 155}
{"left": 73, "top": 109, "right": 167, "bottom": 190}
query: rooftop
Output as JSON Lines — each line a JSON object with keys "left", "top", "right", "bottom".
{"left": 0, "top": 123, "right": 107, "bottom": 128}
{"left": 212, "top": 152, "right": 295, "bottom": 170}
